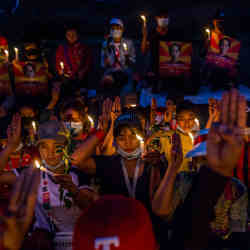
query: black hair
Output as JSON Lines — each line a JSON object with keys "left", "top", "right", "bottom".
{"left": 60, "top": 99, "right": 86, "bottom": 121}
{"left": 169, "top": 43, "right": 181, "bottom": 57}
{"left": 155, "top": 9, "right": 169, "bottom": 17}
{"left": 176, "top": 100, "right": 195, "bottom": 115}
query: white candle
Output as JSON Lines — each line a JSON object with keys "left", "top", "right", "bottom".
{"left": 60, "top": 62, "right": 64, "bottom": 71}
{"left": 136, "top": 134, "right": 145, "bottom": 153}
{"left": 32, "top": 121, "right": 37, "bottom": 134}
{"left": 4, "top": 50, "right": 9, "bottom": 61}
{"left": 123, "top": 43, "right": 128, "bottom": 52}
{"left": 140, "top": 15, "right": 146, "bottom": 23}
{"left": 88, "top": 115, "right": 95, "bottom": 128}
{"left": 14, "top": 47, "right": 19, "bottom": 61}
{"left": 34, "top": 160, "right": 54, "bottom": 176}
{"left": 205, "top": 28, "right": 211, "bottom": 40}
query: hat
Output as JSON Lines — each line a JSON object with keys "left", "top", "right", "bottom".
{"left": 37, "top": 120, "right": 67, "bottom": 145}
{"left": 185, "top": 129, "right": 208, "bottom": 158}
{"left": 110, "top": 18, "right": 124, "bottom": 28}
{"left": 73, "top": 195, "right": 158, "bottom": 250}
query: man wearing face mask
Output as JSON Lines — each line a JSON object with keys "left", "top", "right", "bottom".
{"left": 100, "top": 18, "right": 136, "bottom": 96}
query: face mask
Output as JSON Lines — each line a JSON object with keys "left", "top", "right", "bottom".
{"left": 110, "top": 29, "right": 122, "bottom": 39}
{"left": 116, "top": 145, "right": 141, "bottom": 160}
{"left": 157, "top": 18, "right": 169, "bottom": 27}
{"left": 64, "top": 122, "right": 83, "bottom": 134}
{"left": 42, "top": 159, "right": 64, "bottom": 171}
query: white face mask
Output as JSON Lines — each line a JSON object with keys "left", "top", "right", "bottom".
{"left": 157, "top": 18, "right": 169, "bottom": 27}
{"left": 42, "top": 159, "right": 64, "bottom": 171}
{"left": 116, "top": 145, "right": 141, "bottom": 160}
{"left": 110, "top": 29, "right": 122, "bottom": 39}
{"left": 64, "top": 122, "right": 83, "bottom": 134}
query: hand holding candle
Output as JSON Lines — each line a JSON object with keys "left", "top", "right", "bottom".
{"left": 136, "top": 134, "right": 145, "bottom": 153}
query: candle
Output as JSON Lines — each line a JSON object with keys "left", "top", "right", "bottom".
{"left": 14, "top": 47, "right": 19, "bottom": 61}
{"left": 188, "top": 132, "right": 194, "bottom": 145}
{"left": 34, "top": 160, "right": 54, "bottom": 176}
{"left": 123, "top": 43, "right": 128, "bottom": 52}
{"left": 4, "top": 50, "right": 9, "bottom": 61}
{"left": 88, "top": 115, "right": 95, "bottom": 128}
{"left": 60, "top": 62, "right": 64, "bottom": 71}
{"left": 32, "top": 121, "right": 37, "bottom": 134}
{"left": 205, "top": 28, "right": 211, "bottom": 40}
{"left": 136, "top": 134, "right": 145, "bottom": 153}
{"left": 140, "top": 15, "right": 146, "bottom": 23}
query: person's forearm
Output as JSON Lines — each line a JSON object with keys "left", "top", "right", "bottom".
{"left": 0, "top": 146, "right": 13, "bottom": 171}
{"left": 152, "top": 165, "right": 178, "bottom": 217}
{"left": 46, "top": 98, "right": 58, "bottom": 110}
{"left": 184, "top": 166, "right": 229, "bottom": 249}
{"left": 71, "top": 132, "right": 104, "bottom": 165}
{"left": 205, "top": 117, "right": 213, "bottom": 129}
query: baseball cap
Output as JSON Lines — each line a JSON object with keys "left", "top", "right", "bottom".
{"left": 73, "top": 195, "right": 158, "bottom": 250}
{"left": 110, "top": 18, "right": 124, "bottom": 28}
{"left": 37, "top": 120, "right": 67, "bottom": 145}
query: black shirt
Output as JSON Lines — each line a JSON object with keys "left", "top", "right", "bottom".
{"left": 94, "top": 155, "right": 152, "bottom": 209}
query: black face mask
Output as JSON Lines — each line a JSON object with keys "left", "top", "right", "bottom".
{"left": 25, "top": 49, "right": 40, "bottom": 57}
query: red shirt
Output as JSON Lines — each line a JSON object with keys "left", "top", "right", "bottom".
{"left": 56, "top": 42, "right": 92, "bottom": 80}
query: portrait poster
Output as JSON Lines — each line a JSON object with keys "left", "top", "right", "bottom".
{"left": 159, "top": 41, "right": 192, "bottom": 78}
{"left": 206, "top": 31, "right": 240, "bottom": 73}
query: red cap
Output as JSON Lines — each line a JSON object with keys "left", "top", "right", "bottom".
{"left": 73, "top": 195, "right": 158, "bottom": 250}
{"left": 0, "top": 37, "right": 8, "bottom": 46}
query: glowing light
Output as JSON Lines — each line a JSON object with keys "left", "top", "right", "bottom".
{"left": 130, "top": 104, "right": 137, "bottom": 108}
{"left": 4, "top": 50, "right": 9, "bottom": 58}
{"left": 194, "top": 118, "right": 200, "bottom": 128}
{"left": 140, "top": 15, "right": 146, "bottom": 22}
{"left": 88, "top": 115, "right": 94, "bottom": 128}
{"left": 34, "top": 160, "right": 41, "bottom": 169}
{"left": 60, "top": 62, "right": 64, "bottom": 70}
{"left": 32, "top": 121, "right": 36, "bottom": 134}
{"left": 205, "top": 28, "right": 210, "bottom": 34}
{"left": 123, "top": 43, "right": 128, "bottom": 51}
{"left": 14, "top": 47, "right": 19, "bottom": 61}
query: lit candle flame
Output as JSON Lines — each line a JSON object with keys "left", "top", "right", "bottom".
{"left": 34, "top": 160, "right": 41, "bottom": 169}
{"left": 205, "top": 28, "right": 210, "bottom": 34}
{"left": 140, "top": 15, "right": 146, "bottom": 22}
{"left": 88, "top": 115, "right": 94, "bottom": 128}
{"left": 194, "top": 118, "right": 200, "bottom": 128}
{"left": 4, "top": 50, "right": 9, "bottom": 58}
{"left": 136, "top": 134, "right": 145, "bottom": 153}
{"left": 14, "top": 47, "right": 19, "bottom": 61}
{"left": 123, "top": 43, "right": 128, "bottom": 51}
{"left": 32, "top": 121, "right": 36, "bottom": 133}
{"left": 60, "top": 62, "right": 64, "bottom": 70}
{"left": 130, "top": 104, "right": 137, "bottom": 108}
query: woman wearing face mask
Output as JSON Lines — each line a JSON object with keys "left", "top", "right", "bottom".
{"left": 100, "top": 18, "right": 136, "bottom": 96}
{"left": 71, "top": 98, "right": 172, "bottom": 211}
{"left": 60, "top": 99, "right": 90, "bottom": 147}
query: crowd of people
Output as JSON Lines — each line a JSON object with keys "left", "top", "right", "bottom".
{"left": 0, "top": 7, "right": 249, "bottom": 250}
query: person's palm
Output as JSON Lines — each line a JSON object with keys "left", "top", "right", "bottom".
{"left": 207, "top": 89, "right": 246, "bottom": 177}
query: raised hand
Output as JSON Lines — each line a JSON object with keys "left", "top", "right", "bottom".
{"left": 150, "top": 98, "right": 157, "bottom": 126}
{"left": 165, "top": 99, "right": 176, "bottom": 123}
{"left": 98, "top": 98, "right": 113, "bottom": 133}
{"left": 111, "top": 96, "right": 122, "bottom": 123}
{"left": 208, "top": 98, "right": 220, "bottom": 122}
{"left": 170, "top": 133, "right": 183, "bottom": 172}
{"left": 1, "top": 167, "right": 40, "bottom": 250}
{"left": 207, "top": 89, "right": 246, "bottom": 177}
{"left": 7, "top": 114, "right": 22, "bottom": 151}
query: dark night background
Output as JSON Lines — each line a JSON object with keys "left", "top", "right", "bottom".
{"left": 0, "top": 0, "right": 250, "bottom": 85}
